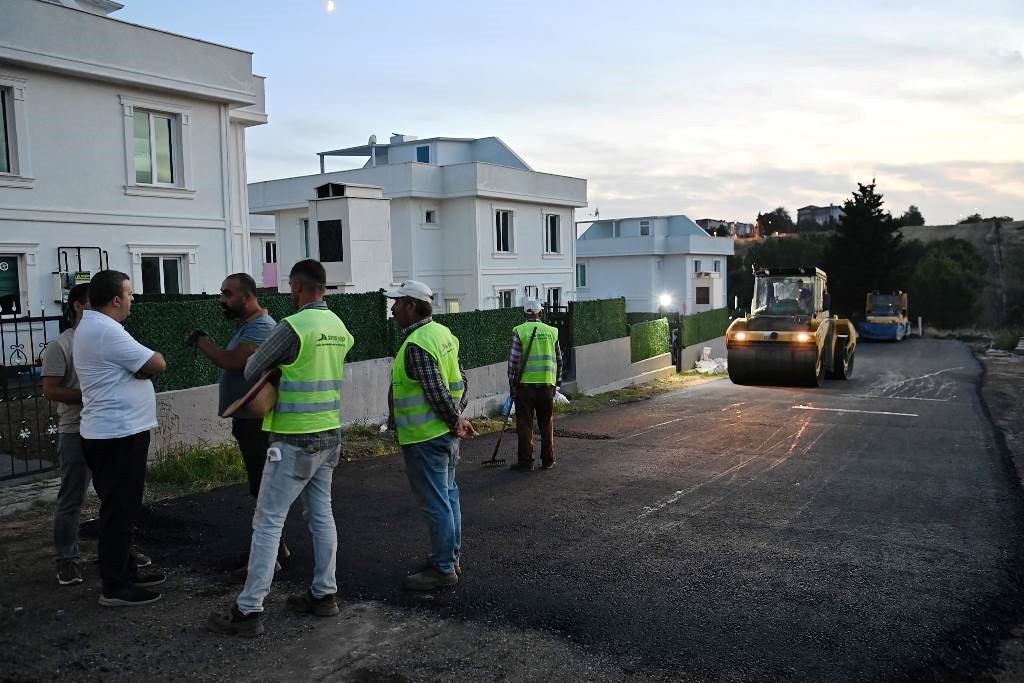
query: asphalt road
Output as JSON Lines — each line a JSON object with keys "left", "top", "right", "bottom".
{"left": 157, "top": 338, "right": 1024, "bottom": 681}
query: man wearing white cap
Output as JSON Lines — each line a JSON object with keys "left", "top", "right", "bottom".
{"left": 386, "top": 280, "right": 477, "bottom": 591}
{"left": 508, "top": 299, "right": 562, "bottom": 472}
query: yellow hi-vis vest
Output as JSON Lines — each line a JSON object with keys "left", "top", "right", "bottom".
{"left": 514, "top": 320, "right": 558, "bottom": 385}
{"left": 392, "top": 321, "right": 464, "bottom": 446}
{"left": 263, "top": 307, "right": 353, "bottom": 435}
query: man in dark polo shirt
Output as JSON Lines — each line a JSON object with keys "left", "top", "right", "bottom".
{"left": 185, "top": 273, "right": 283, "bottom": 571}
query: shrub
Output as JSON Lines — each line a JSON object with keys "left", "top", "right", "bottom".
{"left": 681, "top": 308, "right": 731, "bottom": 347}
{"left": 573, "top": 298, "right": 627, "bottom": 346}
{"left": 391, "top": 307, "right": 526, "bottom": 370}
{"left": 630, "top": 317, "right": 670, "bottom": 362}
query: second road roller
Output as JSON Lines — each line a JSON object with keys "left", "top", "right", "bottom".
{"left": 727, "top": 267, "right": 857, "bottom": 386}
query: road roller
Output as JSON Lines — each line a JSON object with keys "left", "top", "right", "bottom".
{"left": 857, "top": 291, "right": 911, "bottom": 341}
{"left": 727, "top": 267, "right": 857, "bottom": 387}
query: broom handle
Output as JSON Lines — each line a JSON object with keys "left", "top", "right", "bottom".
{"left": 490, "top": 327, "right": 538, "bottom": 459}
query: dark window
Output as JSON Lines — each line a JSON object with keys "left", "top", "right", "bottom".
{"left": 694, "top": 259, "right": 702, "bottom": 273}
{"left": 495, "top": 210, "right": 512, "bottom": 252}
{"left": 425, "top": 210, "right": 436, "bottom": 224}
{"left": 696, "top": 286, "right": 710, "bottom": 305}
{"left": 640, "top": 220, "right": 650, "bottom": 236}
{"left": 416, "top": 145, "right": 430, "bottom": 163}
{"left": 576, "top": 263, "right": 587, "bottom": 287}
{"left": 0, "top": 255, "right": 21, "bottom": 314}
{"left": 162, "top": 258, "right": 181, "bottom": 294}
{"left": 318, "top": 219, "right": 344, "bottom": 262}
{"left": 140, "top": 256, "right": 161, "bottom": 293}
{"left": 264, "top": 241, "right": 277, "bottom": 264}
{"left": 497, "top": 290, "right": 514, "bottom": 308}
{"left": 547, "top": 287, "right": 561, "bottom": 308}
{"left": 545, "top": 214, "right": 560, "bottom": 253}
{"left": 713, "top": 260, "right": 720, "bottom": 273}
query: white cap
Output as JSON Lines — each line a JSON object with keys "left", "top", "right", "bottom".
{"left": 385, "top": 279, "right": 434, "bottom": 303}
{"left": 524, "top": 298, "right": 543, "bottom": 314}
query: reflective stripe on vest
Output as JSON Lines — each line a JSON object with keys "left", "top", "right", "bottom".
{"left": 263, "top": 308, "right": 354, "bottom": 435}
{"left": 514, "top": 321, "right": 558, "bottom": 385}
{"left": 392, "top": 321, "right": 464, "bottom": 446}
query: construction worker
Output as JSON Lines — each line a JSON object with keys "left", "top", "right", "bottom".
{"left": 508, "top": 299, "right": 562, "bottom": 472}
{"left": 386, "top": 280, "right": 477, "bottom": 591}
{"left": 208, "top": 259, "right": 354, "bottom": 637}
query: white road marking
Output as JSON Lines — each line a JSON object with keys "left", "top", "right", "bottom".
{"left": 625, "top": 418, "right": 684, "bottom": 438}
{"left": 792, "top": 405, "right": 918, "bottom": 417}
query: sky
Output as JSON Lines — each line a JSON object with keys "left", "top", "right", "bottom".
{"left": 116, "top": 0, "right": 1023, "bottom": 226}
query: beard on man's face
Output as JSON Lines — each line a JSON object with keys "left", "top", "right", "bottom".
{"left": 221, "top": 301, "right": 244, "bottom": 319}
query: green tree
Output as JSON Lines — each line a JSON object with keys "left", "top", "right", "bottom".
{"left": 756, "top": 207, "right": 796, "bottom": 235}
{"left": 958, "top": 213, "right": 983, "bottom": 224}
{"left": 899, "top": 205, "right": 925, "bottom": 226}
{"left": 911, "top": 248, "right": 984, "bottom": 328}
{"left": 824, "top": 181, "right": 907, "bottom": 315}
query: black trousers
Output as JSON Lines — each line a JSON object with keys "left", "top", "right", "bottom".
{"left": 232, "top": 418, "right": 270, "bottom": 498}
{"left": 81, "top": 431, "right": 150, "bottom": 593}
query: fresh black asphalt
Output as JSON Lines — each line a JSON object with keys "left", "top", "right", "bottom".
{"left": 147, "top": 338, "right": 1024, "bottom": 681}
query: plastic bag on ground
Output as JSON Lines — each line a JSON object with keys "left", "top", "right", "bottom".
{"left": 554, "top": 390, "right": 570, "bottom": 404}
{"left": 694, "top": 358, "right": 728, "bottom": 374}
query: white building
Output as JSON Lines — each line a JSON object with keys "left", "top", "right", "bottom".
{"left": 796, "top": 204, "right": 844, "bottom": 227}
{"left": 248, "top": 134, "right": 588, "bottom": 312}
{"left": 0, "top": 0, "right": 267, "bottom": 315}
{"left": 576, "top": 215, "right": 734, "bottom": 314}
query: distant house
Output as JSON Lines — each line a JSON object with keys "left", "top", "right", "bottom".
{"left": 249, "top": 134, "right": 587, "bottom": 311}
{"left": 575, "top": 215, "right": 734, "bottom": 314}
{"left": 0, "top": 0, "right": 267, "bottom": 314}
{"left": 797, "top": 204, "right": 844, "bottom": 227}
{"left": 696, "top": 218, "right": 757, "bottom": 238}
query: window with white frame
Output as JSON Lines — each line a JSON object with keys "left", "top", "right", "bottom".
{"left": 544, "top": 214, "right": 561, "bottom": 253}
{"left": 0, "top": 88, "right": 10, "bottom": 175}
{"left": 446, "top": 299, "right": 460, "bottom": 314}
{"left": 612, "top": 221, "right": 621, "bottom": 237}
{"left": 576, "top": 263, "right": 587, "bottom": 288}
{"left": 694, "top": 259, "right": 702, "bottom": 273}
{"left": 0, "top": 254, "right": 22, "bottom": 314}
{"left": 696, "top": 286, "right": 710, "bottom": 305}
{"left": 263, "top": 240, "right": 277, "bottom": 264}
{"left": 133, "top": 110, "right": 176, "bottom": 185}
{"left": 640, "top": 219, "right": 650, "bottom": 236}
{"left": 416, "top": 145, "right": 430, "bottom": 163}
{"left": 424, "top": 209, "right": 437, "bottom": 225}
{"left": 713, "top": 259, "right": 721, "bottom": 273}
{"left": 546, "top": 287, "right": 562, "bottom": 308}
{"left": 495, "top": 210, "right": 513, "bottom": 253}
{"left": 301, "top": 219, "right": 311, "bottom": 258}
{"left": 140, "top": 255, "right": 184, "bottom": 294}
{"left": 524, "top": 285, "right": 539, "bottom": 300}
{"left": 497, "top": 289, "right": 515, "bottom": 309}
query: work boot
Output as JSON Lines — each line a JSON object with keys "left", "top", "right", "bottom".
{"left": 206, "top": 604, "right": 264, "bottom": 637}
{"left": 402, "top": 565, "right": 458, "bottom": 591}
{"left": 132, "top": 571, "right": 167, "bottom": 588}
{"left": 286, "top": 588, "right": 340, "bottom": 617}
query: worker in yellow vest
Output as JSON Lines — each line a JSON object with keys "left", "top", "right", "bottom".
{"left": 508, "top": 299, "right": 563, "bottom": 472}
{"left": 208, "top": 260, "right": 354, "bottom": 637}
{"left": 386, "top": 280, "right": 477, "bottom": 591}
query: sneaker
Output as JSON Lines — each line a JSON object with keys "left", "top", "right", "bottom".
{"left": 131, "top": 548, "right": 152, "bottom": 568}
{"left": 56, "top": 560, "right": 83, "bottom": 586}
{"left": 402, "top": 565, "right": 459, "bottom": 591}
{"left": 132, "top": 572, "right": 167, "bottom": 588}
{"left": 98, "top": 585, "right": 162, "bottom": 607}
{"left": 286, "top": 588, "right": 340, "bottom": 617}
{"left": 540, "top": 461, "right": 556, "bottom": 470}
{"left": 509, "top": 462, "right": 533, "bottom": 472}
{"left": 206, "top": 604, "right": 265, "bottom": 637}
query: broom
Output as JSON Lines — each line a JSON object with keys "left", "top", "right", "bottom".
{"left": 482, "top": 327, "right": 537, "bottom": 467}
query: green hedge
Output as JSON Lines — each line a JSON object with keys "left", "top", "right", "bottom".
{"left": 573, "top": 298, "right": 628, "bottom": 346}
{"left": 629, "top": 317, "right": 670, "bottom": 363}
{"left": 124, "top": 292, "right": 389, "bottom": 392}
{"left": 680, "top": 307, "right": 732, "bottom": 348}
{"left": 391, "top": 307, "right": 526, "bottom": 370}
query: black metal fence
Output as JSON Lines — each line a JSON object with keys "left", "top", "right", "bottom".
{"left": 1, "top": 311, "right": 62, "bottom": 482}
{"left": 544, "top": 303, "right": 575, "bottom": 381}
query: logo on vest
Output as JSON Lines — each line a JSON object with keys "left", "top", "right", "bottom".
{"left": 316, "top": 332, "right": 349, "bottom": 347}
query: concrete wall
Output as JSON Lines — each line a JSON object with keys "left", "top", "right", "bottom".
{"left": 679, "top": 335, "right": 727, "bottom": 371}
{"left": 572, "top": 336, "right": 674, "bottom": 395}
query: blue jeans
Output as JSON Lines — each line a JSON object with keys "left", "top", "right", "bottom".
{"left": 236, "top": 440, "right": 340, "bottom": 615}
{"left": 402, "top": 434, "right": 461, "bottom": 574}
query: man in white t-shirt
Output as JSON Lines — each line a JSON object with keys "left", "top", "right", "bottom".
{"left": 74, "top": 270, "right": 168, "bottom": 608}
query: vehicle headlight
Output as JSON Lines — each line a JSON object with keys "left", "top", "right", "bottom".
{"left": 735, "top": 331, "right": 747, "bottom": 341}
{"left": 796, "top": 332, "right": 811, "bottom": 342}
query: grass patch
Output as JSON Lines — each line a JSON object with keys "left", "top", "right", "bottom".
{"left": 146, "top": 441, "right": 247, "bottom": 499}
{"left": 554, "top": 371, "right": 725, "bottom": 415}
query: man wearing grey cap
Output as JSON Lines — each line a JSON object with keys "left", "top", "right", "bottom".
{"left": 508, "top": 299, "right": 563, "bottom": 471}
{"left": 386, "top": 280, "right": 477, "bottom": 591}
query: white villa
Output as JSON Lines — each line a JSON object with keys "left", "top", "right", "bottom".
{"left": 248, "top": 134, "right": 588, "bottom": 312}
{"left": 0, "top": 0, "right": 266, "bottom": 316}
{"left": 576, "top": 215, "right": 734, "bottom": 314}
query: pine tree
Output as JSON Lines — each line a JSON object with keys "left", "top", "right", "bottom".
{"left": 824, "top": 181, "right": 909, "bottom": 316}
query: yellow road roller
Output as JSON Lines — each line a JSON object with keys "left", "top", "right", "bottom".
{"left": 727, "top": 267, "right": 857, "bottom": 386}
